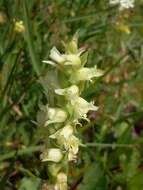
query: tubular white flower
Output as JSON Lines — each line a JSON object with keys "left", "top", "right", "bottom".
{"left": 70, "top": 66, "right": 103, "bottom": 83}
{"left": 49, "top": 125, "right": 81, "bottom": 161}
{"left": 71, "top": 97, "right": 98, "bottom": 121}
{"left": 55, "top": 173, "right": 67, "bottom": 190}
{"left": 63, "top": 54, "right": 81, "bottom": 67}
{"left": 50, "top": 47, "right": 65, "bottom": 63}
{"left": 40, "top": 148, "right": 63, "bottom": 162}
{"left": 49, "top": 46, "right": 81, "bottom": 67}
{"left": 67, "top": 135, "right": 81, "bottom": 161}
{"left": 55, "top": 85, "right": 79, "bottom": 100}
{"left": 45, "top": 107, "right": 67, "bottom": 127}
{"left": 49, "top": 124, "right": 74, "bottom": 139}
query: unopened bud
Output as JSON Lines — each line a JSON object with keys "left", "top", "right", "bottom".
{"left": 55, "top": 173, "right": 67, "bottom": 190}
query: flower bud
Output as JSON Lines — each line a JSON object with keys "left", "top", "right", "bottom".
{"left": 66, "top": 40, "right": 78, "bottom": 54}
{"left": 55, "top": 85, "right": 79, "bottom": 100}
{"left": 55, "top": 173, "right": 67, "bottom": 190}
{"left": 65, "top": 33, "right": 78, "bottom": 54}
{"left": 70, "top": 66, "right": 103, "bottom": 83}
{"left": 42, "top": 183, "right": 55, "bottom": 190}
{"left": 45, "top": 107, "right": 68, "bottom": 126}
{"left": 40, "top": 148, "right": 63, "bottom": 162}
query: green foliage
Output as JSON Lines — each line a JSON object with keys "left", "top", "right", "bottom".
{"left": 79, "top": 163, "right": 107, "bottom": 190}
{"left": 19, "top": 177, "right": 41, "bottom": 190}
{"left": 128, "top": 171, "right": 143, "bottom": 190}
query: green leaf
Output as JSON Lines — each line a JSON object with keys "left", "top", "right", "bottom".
{"left": 23, "top": 0, "right": 41, "bottom": 77}
{"left": 19, "top": 177, "right": 41, "bottom": 190}
{"left": 128, "top": 171, "right": 143, "bottom": 190}
{"left": 78, "top": 163, "right": 107, "bottom": 190}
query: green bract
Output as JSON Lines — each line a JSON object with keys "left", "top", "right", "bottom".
{"left": 37, "top": 34, "right": 103, "bottom": 189}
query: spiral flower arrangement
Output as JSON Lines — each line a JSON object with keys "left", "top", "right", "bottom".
{"left": 37, "top": 34, "right": 103, "bottom": 190}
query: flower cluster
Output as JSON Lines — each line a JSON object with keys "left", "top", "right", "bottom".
{"left": 110, "top": 0, "right": 134, "bottom": 10}
{"left": 37, "top": 34, "right": 103, "bottom": 189}
{"left": 13, "top": 20, "right": 25, "bottom": 33}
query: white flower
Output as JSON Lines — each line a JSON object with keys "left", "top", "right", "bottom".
{"left": 50, "top": 47, "right": 65, "bottom": 63}
{"left": 49, "top": 125, "right": 81, "bottom": 161}
{"left": 55, "top": 85, "right": 79, "bottom": 100}
{"left": 55, "top": 173, "right": 67, "bottom": 190}
{"left": 57, "top": 173, "right": 67, "bottom": 183}
{"left": 40, "top": 148, "right": 63, "bottom": 162}
{"left": 49, "top": 124, "right": 74, "bottom": 139}
{"left": 45, "top": 107, "right": 68, "bottom": 127}
{"left": 63, "top": 54, "right": 81, "bottom": 67}
{"left": 67, "top": 135, "right": 81, "bottom": 161}
{"left": 110, "top": 0, "right": 134, "bottom": 10}
{"left": 48, "top": 46, "right": 81, "bottom": 67}
{"left": 71, "top": 97, "right": 98, "bottom": 121}
{"left": 70, "top": 66, "right": 103, "bottom": 83}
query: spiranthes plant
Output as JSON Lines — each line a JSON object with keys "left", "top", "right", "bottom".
{"left": 37, "top": 34, "right": 103, "bottom": 190}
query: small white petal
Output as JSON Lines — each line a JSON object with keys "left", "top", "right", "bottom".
{"left": 55, "top": 85, "right": 79, "bottom": 100}
{"left": 44, "top": 107, "right": 67, "bottom": 127}
{"left": 41, "top": 148, "right": 63, "bottom": 162}
{"left": 50, "top": 47, "right": 65, "bottom": 63}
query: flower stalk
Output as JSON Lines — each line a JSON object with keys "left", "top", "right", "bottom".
{"left": 37, "top": 34, "right": 103, "bottom": 189}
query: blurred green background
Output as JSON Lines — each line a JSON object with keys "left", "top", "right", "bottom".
{"left": 0, "top": 0, "right": 143, "bottom": 189}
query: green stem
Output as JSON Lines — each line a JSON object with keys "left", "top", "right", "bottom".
{"left": 86, "top": 143, "right": 135, "bottom": 148}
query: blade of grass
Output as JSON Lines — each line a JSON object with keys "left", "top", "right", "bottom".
{"left": 86, "top": 143, "right": 136, "bottom": 148}
{"left": 0, "top": 150, "right": 17, "bottom": 190}
{"left": 23, "top": 0, "right": 41, "bottom": 77}
{"left": 62, "top": 7, "right": 116, "bottom": 23}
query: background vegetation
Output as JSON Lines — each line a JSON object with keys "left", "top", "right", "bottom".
{"left": 0, "top": 0, "right": 143, "bottom": 189}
